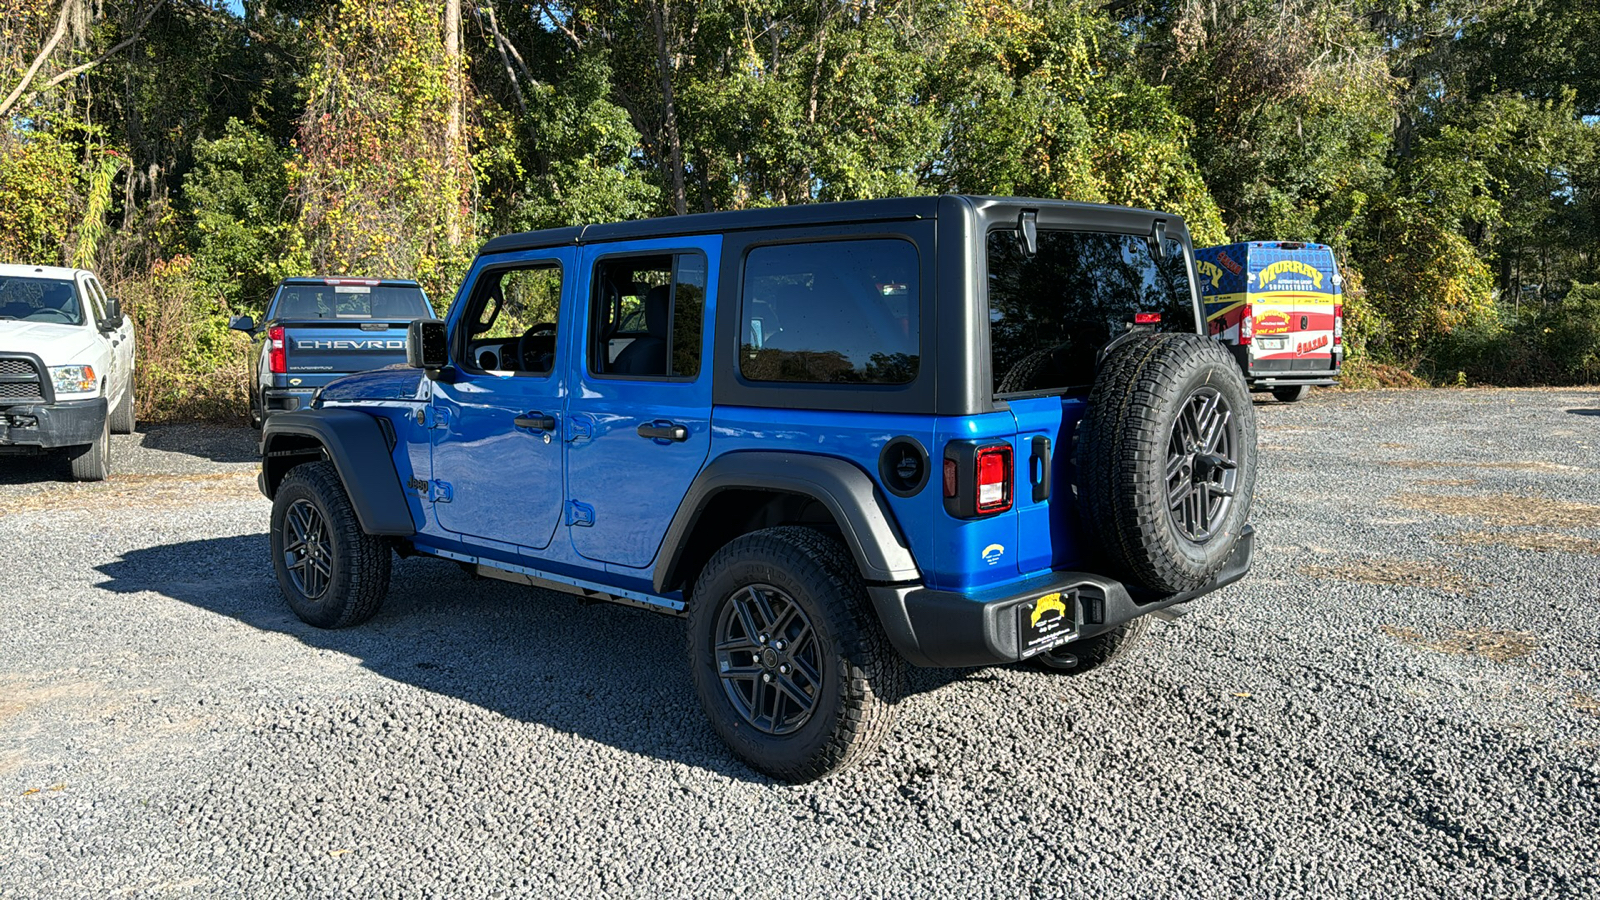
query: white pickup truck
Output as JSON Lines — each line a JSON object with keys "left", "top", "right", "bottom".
{"left": 0, "top": 264, "right": 136, "bottom": 480}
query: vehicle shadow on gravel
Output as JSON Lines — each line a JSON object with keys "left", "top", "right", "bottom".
{"left": 1568, "top": 408, "right": 1600, "bottom": 417}
{"left": 134, "top": 423, "right": 258, "bottom": 463}
{"left": 95, "top": 534, "right": 979, "bottom": 782}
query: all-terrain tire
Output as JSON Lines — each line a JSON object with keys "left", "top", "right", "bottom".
{"left": 1074, "top": 332, "right": 1257, "bottom": 594}
{"left": 688, "top": 526, "right": 903, "bottom": 782}
{"left": 1030, "top": 616, "right": 1151, "bottom": 675}
{"left": 67, "top": 415, "right": 111, "bottom": 481}
{"left": 1272, "top": 384, "right": 1311, "bottom": 403}
{"left": 110, "top": 389, "right": 136, "bottom": 434}
{"left": 270, "top": 461, "right": 390, "bottom": 628}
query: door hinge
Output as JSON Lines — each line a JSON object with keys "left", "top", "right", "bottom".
{"left": 567, "top": 500, "right": 595, "bottom": 527}
{"left": 566, "top": 413, "right": 593, "bottom": 443}
{"left": 430, "top": 480, "right": 453, "bottom": 503}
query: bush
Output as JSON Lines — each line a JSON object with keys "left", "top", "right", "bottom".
{"left": 114, "top": 256, "right": 251, "bottom": 422}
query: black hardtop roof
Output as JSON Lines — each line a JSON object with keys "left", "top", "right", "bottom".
{"left": 477, "top": 195, "right": 1182, "bottom": 256}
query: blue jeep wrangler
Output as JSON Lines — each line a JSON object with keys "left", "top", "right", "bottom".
{"left": 257, "top": 196, "right": 1257, "bottom": 781}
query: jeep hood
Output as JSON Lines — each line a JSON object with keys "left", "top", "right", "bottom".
{"left": 0, "top": 320, "right": 99, "bottom": 365}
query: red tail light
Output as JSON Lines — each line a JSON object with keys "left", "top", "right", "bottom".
{"left": 1333, "top": 304, "right": 1343, "bottom": 345}
{"left": 268, "top": 325, "right": 287, "bottom": 374}
{"left": 1238, "top": 305, "right": 1253, "bottom": 345}
{"left": 975, "top": 445, "right": 1013, "bottom": 514}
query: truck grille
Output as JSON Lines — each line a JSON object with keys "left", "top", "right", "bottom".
{"left": 0, "top": 357, "right": 46, "bottom": 404}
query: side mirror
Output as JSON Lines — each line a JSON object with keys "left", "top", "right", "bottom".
{"left": 407, "top": 318, "right": 449, "bottom": 373}
{"left": 100, "top": 297, "right": 125, "bottom": 331}
{"left": 228, "top": 314, "right": 255, "bottom": 333}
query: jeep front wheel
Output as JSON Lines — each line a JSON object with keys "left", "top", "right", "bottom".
{"left": 688, "top": 527, "right": 902, "bottom": 782}
{"left": 270, "top": 461, "right": 390, "bottom": 628}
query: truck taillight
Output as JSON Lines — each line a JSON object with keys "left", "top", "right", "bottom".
{"left": 1238, "top": 305, "right": 1253, "bottom": 345}
{"left": 1333, "top": 304, "right": 1343, "bottom": 345}
{"left": 268, "top": 325, "right": 286, "bottom": 374}
{"left": 975, "top": 445, "right": 1013, "bottom": 514}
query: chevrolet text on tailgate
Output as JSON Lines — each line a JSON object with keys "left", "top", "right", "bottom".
{"left": 229, "top": 277, "right": 433, "bottom": 426}
{"left": 256, "top": 197, "right": 1259, "bottom": 781}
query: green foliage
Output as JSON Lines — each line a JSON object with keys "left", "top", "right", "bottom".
{"left": 0, "top": 129, "right": 78, "bottom": 264}
{"left": 119, "top": 255, "right": 251, "bottom": 422}
{"left": 183, "top": 119, "right": 301, "bottom": 312}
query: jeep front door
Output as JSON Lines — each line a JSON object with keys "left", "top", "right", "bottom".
{"left": 564, "top": 239, "right": 717, "bottom": 570}
{"left": 429, "top": 251, "right": 572, "bottom": 552}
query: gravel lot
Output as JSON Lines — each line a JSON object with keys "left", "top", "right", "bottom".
{"left": 2, "top": 391, "right": 1598, "bottom": 898}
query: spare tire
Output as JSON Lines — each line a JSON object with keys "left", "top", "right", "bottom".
{"left": 1074, "top": 332, "right": 1257, "bottom": 594}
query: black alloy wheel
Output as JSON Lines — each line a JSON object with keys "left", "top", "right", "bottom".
{"left": 713, "top": 583, "right": 823, "bottom": 735}
{"left": 281, "top": 498, "right": 333, "bottom": 600}
{"left": 1165, "top": 387, "right": 1239, "bottom": 543}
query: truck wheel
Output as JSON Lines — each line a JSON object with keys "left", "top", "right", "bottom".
{"left": 270, "top": 461, "right": 390, "bottom": 628}
{"left": 1272, "top": 385, "right": 1311, "bottom": 403}
{"left": 66, "top": 416, "right": 111, "bottom": 481}
{"left": 1030, "top": 617, "right": 1151, "bottom": 675}
{"left": 110, "top": 389, "right": 136, "bottom": 434}
{"left": 1075, "top": 332, "right": 1257, "bottom": 594}
{"left": 688, "top": 526, "right": 903, "bottom": 782}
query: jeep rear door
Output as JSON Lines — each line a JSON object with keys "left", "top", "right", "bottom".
{"left": 563, "top": 237, "right": 718, "bottom": 570}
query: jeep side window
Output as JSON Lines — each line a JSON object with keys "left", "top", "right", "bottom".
{"left": 987, "top": 229, "right": 1195, "bottom": 397}
{"left": 588, "top": 252, "right": 707, "bottom": 379}
{"left": 738, "top": 239, "right": 920, "bottom": 385}
{"left": 462, "top": 263, "right": 563, "bottom": 375}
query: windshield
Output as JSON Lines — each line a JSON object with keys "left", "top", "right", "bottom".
{"left": 0, "top": 276, "right": 85, "bottom": 326}
{"left": 271, "top": 283, "right": 432, "bottom": 320}
{"left": 987, "top": 229, "right": 1195, "bottom": 397}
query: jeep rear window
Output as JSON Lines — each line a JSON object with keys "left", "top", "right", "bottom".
{"left": 988, "top": 229, "right": 1195, "bottom": 397}
{"left": 740, "top": 239, "right": 919, "bottom": 385}
{"left": 271, "top": 284, "right": 433, "bottom": 320}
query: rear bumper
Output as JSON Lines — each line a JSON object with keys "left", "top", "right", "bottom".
{"left": 261, "top": 386, "right": 317, "bottom": 419}
{"left": 0, "top": 398, "right": 108, "bottom": 450}
{"left": 868, "top": 526, "right": 1254, "bottom": 668}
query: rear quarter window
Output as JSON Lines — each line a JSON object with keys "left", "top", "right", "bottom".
{"left": 739, "top": 239, "right": 920, "bottom": 385}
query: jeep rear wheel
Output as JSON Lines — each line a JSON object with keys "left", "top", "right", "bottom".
{"left": 689, "top": 526, "right": 902, "bottom": 782}
{"left": 1075, "top": 332, "right": 1257, "bottom": 594}
{"left": 270, "top": 461, "right": 390, "bottom": 628}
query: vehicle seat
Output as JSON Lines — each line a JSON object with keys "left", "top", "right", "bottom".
{"left": 611, "top": 285, "right": 670, "bottom": 375}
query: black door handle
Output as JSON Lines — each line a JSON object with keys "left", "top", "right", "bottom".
{"left": 514, "top": 413, "right": 556, "bottom": 431}
{"left": 637, "top": 421, "right": 688, "bottom": 442}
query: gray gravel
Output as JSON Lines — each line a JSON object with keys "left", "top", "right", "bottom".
{"left": 2, "top": 389, "right": 1598, "bottom": 898}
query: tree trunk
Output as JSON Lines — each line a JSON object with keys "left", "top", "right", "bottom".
{"left": 653, "top": 1, "right": 688, "bottom": 216}
{"left": 444, "top": 0, "right": 463, "bottom": 245}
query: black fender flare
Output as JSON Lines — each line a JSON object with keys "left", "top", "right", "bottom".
{"left": 652, "top": 451, "right": 921, "bottom": 594}
{"left": 259, "top": 409, "right": 416, "bottom": 536}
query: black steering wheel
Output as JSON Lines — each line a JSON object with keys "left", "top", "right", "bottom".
{"left": 517, "top": 323, "right": 558, "bottom": 372}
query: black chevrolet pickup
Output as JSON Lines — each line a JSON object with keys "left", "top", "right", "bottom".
{"left": 229, "top": 277, "right": 433, "bottom": 426}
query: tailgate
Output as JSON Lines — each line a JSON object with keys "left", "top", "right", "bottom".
{"left": 280, "top": 321, "right": 411, "bottom": 374}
